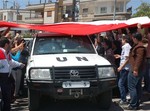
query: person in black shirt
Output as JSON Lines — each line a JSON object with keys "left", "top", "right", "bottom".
{"left": 19, "top": 39, "right": 29, "bottom": 96}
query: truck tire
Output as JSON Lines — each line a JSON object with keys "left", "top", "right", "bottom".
{"left": 28, "top": 89, "right": 40, "bottom": 111}
{"left": 0, "top": 99, "right": 3, "bottom": 111}
{"left": 96, "top": 90, "right": 112, "bottom": 109}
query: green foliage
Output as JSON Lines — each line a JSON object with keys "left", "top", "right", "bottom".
{"left": 132, "top": 2, "right": 150, "bottom": 18}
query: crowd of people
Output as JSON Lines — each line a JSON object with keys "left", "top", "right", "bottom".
{"left": 93, "top": 24, "right": 150, "bottom": 110}
{"left": 0, "top": 24, "right": 150, "bottom": 111}
{"left": 0, "top": 29, "right": 29, "bottom": 111}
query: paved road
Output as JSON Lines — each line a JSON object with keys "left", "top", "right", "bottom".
{"left": 11, "top": 93, "right": 150, "bottom": 111}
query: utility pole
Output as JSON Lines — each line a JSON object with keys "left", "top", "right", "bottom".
{"left": 43, "top": 0, "right": 46, "bottom": 23}
{"left": 16, "top": 3, "right": 19, "bottom": 23}
{"left": 55, "top": 0, "right": 63, "bottom": 23}
{"left": 6, "top": 0, "right": 8, "bottom": 9}
{"left": 72, "top": 0, "right": 80, "bottom": 22}
{"left": 3, "top": 0, "right": 4, "bottom": 9}
{"left": 13, "top": 0, "right": 15, "bottom": 9}
{"left": 72, "top": 0, "right": 76, "bottom": 21}
{"left": 3, "top": 0, "right": 8, "bottom": 9}
{"left": 113, "top": 0, "right": 117, "bottom": 20}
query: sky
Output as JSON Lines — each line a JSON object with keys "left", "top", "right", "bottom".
{"left": 0, "top": 0, "right": 150, "bottom": 14}
{"left": 127, "top": 0, "right": 150, "bottom": 13}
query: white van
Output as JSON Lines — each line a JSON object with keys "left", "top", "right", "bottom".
{"left": 26, "top": 33, "right": 117, "bottom": 111}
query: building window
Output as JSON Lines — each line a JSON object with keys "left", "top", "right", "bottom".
{"left": 4, "top": 15, "right": 6, "bottom": 20}
{"left": 115, "top": 7, "right": 123, "bottom": 12}
{"left": 17, "top": 15, "right": 22, "bottom": 20}
{"left": 47, "top": 11, "right": 52, "bottom": 17}
{"left": 100, "top": 7, "right": 107, "bottom": 13}
{"left": 112, "top": 2, "right": 124, "bottom": 12}
{"left": 82, "top": 8, "right": 88, "bottom": 17}
{"left": 116, "top": 7, "right": 120, "bottom": 12}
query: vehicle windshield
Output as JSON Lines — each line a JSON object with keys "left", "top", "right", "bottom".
{"left": 33, "top": 36, "right": 95, "bottom": 55}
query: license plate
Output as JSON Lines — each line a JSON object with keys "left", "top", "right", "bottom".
{"left": 69, "top": 89, "right": 83, "bottom": 95}
{"left": 62, "top": 81, "right": 90, "bottom": 88}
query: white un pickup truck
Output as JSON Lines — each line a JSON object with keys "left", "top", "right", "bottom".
{"left": 26, "top": 32, "right": 117, "bottom": 111}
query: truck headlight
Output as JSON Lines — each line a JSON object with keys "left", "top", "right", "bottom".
{"left": 30, "top": 69, "right": 51, "bottom": 80}
{"left": 98, "top": 67, "right": 116, "bottom": 78}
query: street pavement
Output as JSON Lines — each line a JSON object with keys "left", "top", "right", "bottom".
{"left": 11, "top": 92, "right": 150, "bottom": 111}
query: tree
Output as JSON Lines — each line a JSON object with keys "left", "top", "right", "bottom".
{"left": 132, "top": 2, "right": 150, "bottom": 18}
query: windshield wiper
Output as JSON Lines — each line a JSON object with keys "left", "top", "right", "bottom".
{"left": 63, "top": 51, "right": 85, "bottom": 53}
{"left": 35, "top": 52, "right": 61, "bottom": 55}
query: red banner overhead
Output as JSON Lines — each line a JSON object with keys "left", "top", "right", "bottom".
{"left": 0, "top": 16, "right": 150, "bottom": 35}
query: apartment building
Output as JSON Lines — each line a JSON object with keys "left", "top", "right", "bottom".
{"left": 0, "top": 9, "right": 33, "bottom": 23}
{"left": 25, "top": 0, "right": 72, "bottom": 24}
{"left": 79, "top": 0, "right": 131, "bottom": 21}
{"left": 23, "top": 0, "right": 131, "bottom": 24}
{"left": 25, "top": 3, "right": 54, "bottom": 24}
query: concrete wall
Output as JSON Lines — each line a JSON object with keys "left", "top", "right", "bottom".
{"left": 44, "top": 11, "right": 55, "bottom": 24}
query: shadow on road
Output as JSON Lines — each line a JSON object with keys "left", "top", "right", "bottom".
{"left": 37, "top": 96, "right": 125, "bottom": 111}
{"left": 140, "top": 93, "right": 150, "bottom": 110}
{"left": 39, "top": 99, "right": 122, "bottom": 111}
{"left": 11, "top": 93, "right": 150, "bottom": 111}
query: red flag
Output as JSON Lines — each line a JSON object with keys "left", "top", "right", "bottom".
{"left": 0, "top": 49, "right": 6, "bottom": 60}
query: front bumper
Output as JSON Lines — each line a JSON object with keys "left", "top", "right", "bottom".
{"left": 27, "top": 78, "right": 116, "bottom": 99}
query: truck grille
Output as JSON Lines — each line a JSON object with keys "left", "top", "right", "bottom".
{"left": 53, "top": 67, "right": 97, "bottom": 80}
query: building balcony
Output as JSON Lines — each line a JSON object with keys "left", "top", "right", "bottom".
{"left": 26, "top": 4, "right": 45, "bottom": 11}
{"left": 24, "top": 16, "right": 44, "bottom": 24}
{"left": 93, "top": 12, "right": 132, "bottom": 20}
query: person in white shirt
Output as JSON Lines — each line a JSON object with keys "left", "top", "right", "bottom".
{"left": 0, "top": 37, "right": 24, "bottom": 111}
{"left": 114, "top": 35, "right": 131, "bottom": 105}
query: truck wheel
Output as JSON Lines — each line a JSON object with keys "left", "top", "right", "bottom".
{"left": 28, "top": 89, "right": 40, "bottom": 111}
{"left": 96, "top": 90, "right": 112, "bottom": 109}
